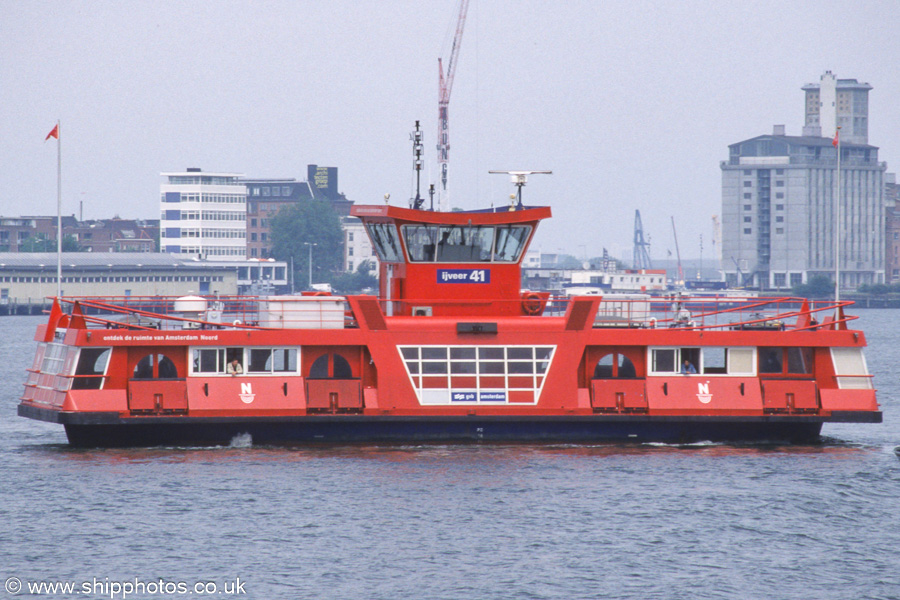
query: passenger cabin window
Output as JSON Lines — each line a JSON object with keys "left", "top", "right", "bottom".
{"left": 787, "top": 348, "right": 813, "bottom": 374}
{"left": 759, "top": 348, "right": 783, "bottom": 373}
{"left": 593, "top": 353, "right": 637, "bottom": 378}
{"left": 831, "top": 347, "right": 872, "bottom": 389}
{"left": 400, "top": 224, "right": 531, "bottom": 263}
{"left": 652, "top": 348, "right": 677, "bottom": 372}
{"left": 133, "top": 354, "right": 178, "bottom": 380}
{"left": 191, "top": 347, "right": 298, "bottom": 375}
{"left": 365, "top": 222, "right": 402, "bottom": 262}
{"left": 650, "top": 347, "right": 754, "bottom": 375}
{"left": 248, "top": 348, "right": 298, "bottom": 373}
{"left": 702, "top": 347, "right": 727, "bottom": 374}
{"left": 72, "top": 348, "right": 110, "bottom": 389}
{"left": 760, "top": 347, "right": 813, "bottom": 375}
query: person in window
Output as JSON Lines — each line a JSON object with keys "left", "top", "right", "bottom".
{"left": 681, "top": 359, "right": 697, "bottom": 374}
{"left": 227, "top": 358, "right": 243, "bottom": 376}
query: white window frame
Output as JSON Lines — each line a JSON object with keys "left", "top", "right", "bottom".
{"left": 648, "top": 347, "right": 756, "bottom": 376}
{"left": 190, "top": 346, "right": 301, "bottom": 376}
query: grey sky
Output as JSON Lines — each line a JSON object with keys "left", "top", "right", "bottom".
{"left": 3, "top": 0, "right": 899, "bottom": 263}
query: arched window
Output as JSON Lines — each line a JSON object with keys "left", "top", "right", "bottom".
{"left": 593, "top": 353, "right": 636, "bottom": 379}
{"left": 158, "top": 355, "right": 178, "bottom": 379}
{"left": 308, "top": 353, "right": 354, "bottom": 379}
{"left": 133, "top": 354, "right": 179, "bottom": 379}
{"left": 309, "top": 355, "right": 329, "bottom": 379}
{"left": 333, "top": 354, "right": 352, "bottom": 378}
{"left": 134, "top": 355, "right": 154, "bottom": 379}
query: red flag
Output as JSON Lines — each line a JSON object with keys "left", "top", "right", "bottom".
{"left": 45, "top": 124, "right": 59, "bottom": 141}
{"left": 832, "top": 129, "right": 839, "bottom": 147}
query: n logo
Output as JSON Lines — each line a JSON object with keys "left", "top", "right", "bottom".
{"left": 696, "top": 382, "right": 713, "bottom": 404}
{"left": 239, "top": 382, "right": 255, "bottom": 404}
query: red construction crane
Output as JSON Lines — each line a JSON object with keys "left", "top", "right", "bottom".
{"left": 437, "top": 0, "right": 470, "bottom": 211}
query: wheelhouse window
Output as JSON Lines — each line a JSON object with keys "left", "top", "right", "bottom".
{"left": 435, "top": 226, "right": 493, "bottom": 262}
{"left": 403, "top": 225, "right": 438, "bottom": 261}
{"left": 400, "top": 224, "right": 531, "bottom": 263}
{"left": 494, "top": 226, "right": 531, "bottom": 262}
{"left": 365, "top": 222, "right": 402, "bottom": 262}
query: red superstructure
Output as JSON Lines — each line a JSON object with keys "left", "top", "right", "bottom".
{"left": 19, "top": 201, "right": 881, "bottom": 447}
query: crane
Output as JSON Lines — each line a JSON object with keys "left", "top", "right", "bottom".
{"left": 437, "top": 0, "right": 470, "bottom": 211}
{"left": 632, "top": 209, "right": 652, "bottom": 269}
{"left": 671, "top": 216, "right": 684, "bottom": 287}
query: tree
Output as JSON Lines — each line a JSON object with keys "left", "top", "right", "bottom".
{"left": 791, "top": 275, "right": 834, "bottom": 299}
{"left": 61, "top": 235, "right": 81, "bottom": 252}
{"left": 19, "top": 235, "right": 54, "bottom": 252}
{"left": 19, "top": 234, "right": 81, "bottom": 252}
{"left": 331, "top": 260, "right": 379, "bottom": 294}
{"left": 269, "top": 201, "right": 344, "bottom": 289}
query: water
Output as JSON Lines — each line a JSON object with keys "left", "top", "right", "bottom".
{"left": 2, "top": 313, "right": 900, "bottom": 600}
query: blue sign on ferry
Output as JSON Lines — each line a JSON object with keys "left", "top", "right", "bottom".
{"left": 437, "top": 269, "right": 491, "bottom": 284}
{"left": 450, "top": 391, "right": 507, "bottom": 403}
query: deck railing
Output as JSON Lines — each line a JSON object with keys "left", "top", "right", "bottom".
{"left": 46, "top": 293, "right": 858, "bottom": 332}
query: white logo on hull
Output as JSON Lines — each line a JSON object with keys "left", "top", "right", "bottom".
{"left": 696, "top": 381, "right": 713, "bottom": 404}
{"left": 240, "top": 382, "right": 255, "bottom": 404}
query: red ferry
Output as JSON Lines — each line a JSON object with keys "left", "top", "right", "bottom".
{"left": 19, "top": 196, "right": 881, "bottom": 447}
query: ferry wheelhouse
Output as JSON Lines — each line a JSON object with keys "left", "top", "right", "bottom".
{"left": 19, "top": 198, "right": 880, "bottom": 446}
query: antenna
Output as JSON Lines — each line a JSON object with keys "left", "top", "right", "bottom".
{"left": 411, "top": 121, "right": 424, "bottom": 210}
{"left": 488, "top": 170, "right": 552, "bottom": 209}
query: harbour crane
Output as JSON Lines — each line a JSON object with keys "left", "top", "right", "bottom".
{"left": 437, "top": 0, "right": 470, "bottom": 211}
{"left": 632, "top": 209, "right": 652, "bottom": 269}
{"left": 671, "top": 216, "right": 685, "bottom": 286}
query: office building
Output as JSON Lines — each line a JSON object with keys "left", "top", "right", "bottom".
{"left": 160, "top": 169, "right": 247, "bottom": 258}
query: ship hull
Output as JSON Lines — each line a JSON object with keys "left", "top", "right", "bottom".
{"left": 61, "top": 416, "right": 827, "bottom": 448}
{"left": 19, "top": 404, "right": 850, "bottom": 447}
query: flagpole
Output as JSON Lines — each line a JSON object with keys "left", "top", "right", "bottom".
{"left": 834, "top": 126, "right": 841, "bottom": 305}
{"left": 56, "top": 120, "right": 62, "bottom": 299}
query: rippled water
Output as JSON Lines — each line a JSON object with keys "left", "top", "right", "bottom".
{"left": 2, "top": 313, "right": 900, "bottom": 600}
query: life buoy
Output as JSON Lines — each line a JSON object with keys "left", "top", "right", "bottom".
{"left": 521, "top": 292, "right": 543, "bottom": 316}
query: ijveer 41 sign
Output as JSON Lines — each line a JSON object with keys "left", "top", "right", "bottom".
{"left": 437, "top": 269, "right": 491, "bottom": 283}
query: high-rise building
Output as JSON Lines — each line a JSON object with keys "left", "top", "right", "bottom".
{"left": 159, "top": 169, "right": 247, "bottom": 258}
{"left": 721, "top": 74, "right": 887, "bottom": 290}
